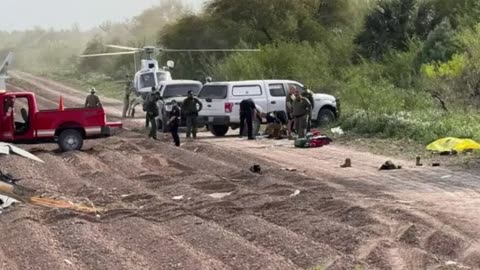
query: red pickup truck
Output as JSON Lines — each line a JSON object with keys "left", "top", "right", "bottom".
{"left": 0, "top": 90, "right": 122, "bottom": 151}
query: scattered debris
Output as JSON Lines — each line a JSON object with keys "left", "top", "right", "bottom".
{"left": 250, "top": 164, "right": 262, "bottom": 174}
{"left": 172, "top": 195, "right": 184, "bottom": 201}
{"left": 379, "top": 161, "right": 402, "bottom": 170}
{"left": 432, "top": 163, "right": 441, "bottom": 167}
{"left": 0, "top": 169, "right": 22, "bottom": 185}
{"left": 193, "top": 147, "right": 199, "bottom": 152}
{"left": 29, "top": 197, "right": 101, "bottom": 214}
{"left": 416, "top": 156, "right": 423, "bottom": 167}
{"left": 441, "top": 175, "right": 452, "bottom": 179}
{"left": 290, "top": 190, "right": 301, "bottom": 197}
{"left": 0, "top": 142, "right": 45, "bottom": 163}
{"left": 340, "top": 158, "right": 352, "bottom": 168}
{"left": 0, "top": 195, "right": 19, "bottom": 209}
{"left": 439, "top": 150, "right": 457, "bottom": 156}
{"left": 282, "top": 168, "right": 297, "bottom": 172}
{"left": 331, "top": 127, "right": 345, "bottom": 135}
{"left": 208, "top": 192, "right": 233, "bottom": 199}
{"left": 64, "top": 259, "right": 73, "bottom": 266}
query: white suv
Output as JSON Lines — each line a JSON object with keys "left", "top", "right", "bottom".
{"left": 197, "top": 80, "right": 340, "bottom": 136}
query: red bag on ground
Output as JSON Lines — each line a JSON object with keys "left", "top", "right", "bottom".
{"left": 308, "top": 136, "right": 332, "bottom": 148}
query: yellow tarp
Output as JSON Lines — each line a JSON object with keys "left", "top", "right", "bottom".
{"left": 426, "top": 137, "right": 480, "bottom": 152}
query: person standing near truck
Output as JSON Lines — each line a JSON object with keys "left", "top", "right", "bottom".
{"left": 292, "top": 91, "right": 312, "bottom": 139}
{"left": 239, "top": 98, "right": 256, "bottom": 140}
{"left": 145, "top": 91, "right": 160, "bottom": 140}
{"left": 167, "top": 100, "right": 181, "bottom": 147}
{"left": 301, "top": 88, "right": 315, "bottom": 132}
{"left": 85, "top": 88, "right": 102, "bottom": 108}
{"left": 143, "top": 87, "right": 157, "bottom": 128}
{"left": 286, "top": 87, "right": 296, "bottom": 139}
{"left": 182, "top": 90, "right": 203, "bottom": 139}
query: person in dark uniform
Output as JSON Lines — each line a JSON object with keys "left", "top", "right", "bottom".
{"left": 145, "top": 91, "right": 160, "bottom": 140}
{"left": 143, "top": 87, "right": 157, "bottom": 128}
{"left": 239, "top": 98, "right": 256, "bottom": 140}
{"left": 168, "top": 100, "right": 181, "bottom": 147}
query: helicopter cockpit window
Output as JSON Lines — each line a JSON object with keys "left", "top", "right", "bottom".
{"left": 140, "top": 73, "right": 156, "bottom": 89}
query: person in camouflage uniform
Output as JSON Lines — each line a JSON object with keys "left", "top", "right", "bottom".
{"left": 301, "top": 87, "right": 315, "bottom": 132}
{"left": 286, "top": 87, "right": 296, "bottom": 138}
{"left": 122, "top": 75, "right": 134, "bottom": 118}
{"left": 85, "top": 88, "right": 102, "bottom": 108}
{"left": 292, "top": 90, "right": 312, "bottom": 139}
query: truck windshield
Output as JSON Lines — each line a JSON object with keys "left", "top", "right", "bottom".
{"left": 198, "top": 85, "right": 228, "bottom": 99}
{"left": 163, "top": 84, "right": 201, "bottom": 98}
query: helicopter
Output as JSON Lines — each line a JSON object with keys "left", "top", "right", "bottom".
{"left": 79, "top": 45, "right": 259, "bottom": 117}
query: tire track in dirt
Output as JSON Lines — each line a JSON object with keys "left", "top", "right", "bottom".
{"left": 0, "top": 213, "right": 84, "bottom": 270}
{"left": 26, "top": 140, "right": 303, "bottom": 269}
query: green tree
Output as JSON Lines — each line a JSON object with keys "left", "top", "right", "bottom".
{"left": 355, "top": 0, "right": 417, "bottom": 60}
{"left": 433, "top": 0, "right": 480, "bottom": 28}
{"left": 417, "top": 18, "right": 458, "bottom": 66}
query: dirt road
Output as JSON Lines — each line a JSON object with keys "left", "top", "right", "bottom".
{"left": 1, "top": 72, "right": 480, "bottom": 270}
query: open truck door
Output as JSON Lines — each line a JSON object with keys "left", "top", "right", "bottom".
{"left": 0, "top": 94, "right": 14, "bottom": 141}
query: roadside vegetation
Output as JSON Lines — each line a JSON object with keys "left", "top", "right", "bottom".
{"left": 2, "top": 0, "right": 480, "bottom": 145}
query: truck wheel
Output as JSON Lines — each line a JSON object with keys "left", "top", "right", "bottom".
{"left": 317, "top": 108, "right": 336, "bottom": 127}
{"left": 209, "top": 125, "right": 229, "bottom": 137}
{"left": 58, "top": 129, "right": 83, "bottom": 152}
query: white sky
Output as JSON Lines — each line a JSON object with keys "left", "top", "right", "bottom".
{"left": 0, "top": 0, "right": 206, "bottom": 32}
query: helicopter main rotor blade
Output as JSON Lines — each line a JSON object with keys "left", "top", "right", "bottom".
{"left": 79, "top": 51, "right": 138, "bottom": 58}
{"left": 158, "top": 48, "right": 261, "bottom": 52}
{"left": 106, "top": 45, "right": 142, "bottom": 51}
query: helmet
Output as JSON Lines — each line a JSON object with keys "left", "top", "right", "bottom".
{"left": 90, "top": 88, "right": 96, "bottom": 94}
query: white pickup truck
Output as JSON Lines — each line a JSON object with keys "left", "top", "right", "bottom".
{"left": 155, "top": 80, "right": 203, "bottom": 132}
{"left": 197, "top": 80, "right": 340, "bottom": 136}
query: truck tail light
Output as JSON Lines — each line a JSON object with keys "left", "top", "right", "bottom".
{"left": 225, "top": 102, "right": 234, "bottom": 113}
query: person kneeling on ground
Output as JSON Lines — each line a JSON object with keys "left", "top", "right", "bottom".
{"left": 167, "top": 100, "right": 181, "bottom": 147}
{"left": 265, "top": 111, "right": 288, "bottom": 139}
